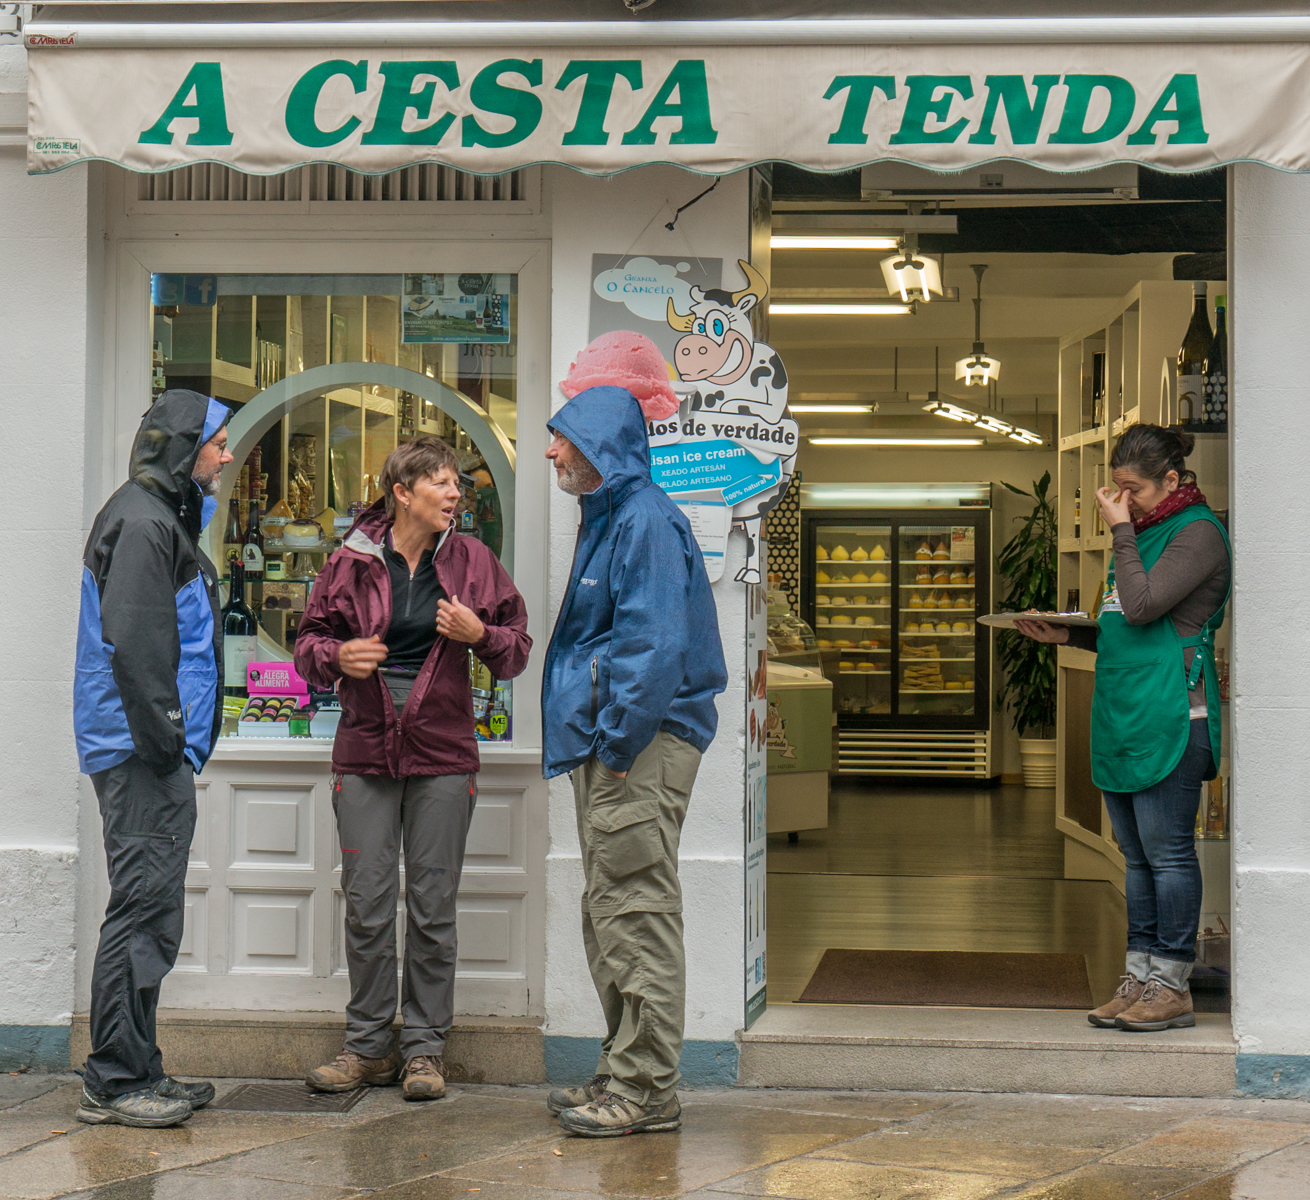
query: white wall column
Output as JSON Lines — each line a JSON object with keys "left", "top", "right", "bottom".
{"left": 0, "top": 42, "right": 87, "bottom": 1070}
{"left": 542, "top": 165, "right": 749, "bottom": 1084}
{"left": 1230, "top": 162, "right": 1310, "bottom": 1097}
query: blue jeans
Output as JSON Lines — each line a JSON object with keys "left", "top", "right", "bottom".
{"left": 1102, "top": 718, "right": 1211, "bottom": 964}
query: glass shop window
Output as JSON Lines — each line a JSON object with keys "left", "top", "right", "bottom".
{"left": 150, "top": 272, "right": 519, "bottom": 742}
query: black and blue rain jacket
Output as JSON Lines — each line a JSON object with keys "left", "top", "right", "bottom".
{"left": 75, "top": 390, "right": 230, "bottom": 776}
{"left": 542, "top": 386, "right": 727, "bottom": 779}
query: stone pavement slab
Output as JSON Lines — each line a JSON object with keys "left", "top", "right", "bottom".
{"left": 2, "top": 1080, "right": 1309, "bottom": 1200}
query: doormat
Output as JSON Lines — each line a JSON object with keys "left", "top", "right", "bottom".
{"left": 798, "top": 948, "right": 1094, "bottom": 1009}
{"left": 210, "top": 1083, "right": 369, "bottom": 1113}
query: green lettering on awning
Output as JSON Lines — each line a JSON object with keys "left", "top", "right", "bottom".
{"left": 362, "top": 61, "right": 460, "bottom": 146}
{"left": 285, "top": 60, "right": 367, "bottom": 148}
{"left": 622, "top": 60, "right": 719, "bottom": 146}
{"left": 556, "top": 61, "right": 644, "bottom": 146}
{"left": 890, "top": 75, "right": 974, "bottom": 144}
{"left": 462, "top": 58, "right": 544, "bottom": 148}
{"left": 1049, "top": 75, "right": 1136, "bottom": 144}
{"left": 1127, "top": 74, "right": 1209, "bottom": 145}
{"left": 969, "top": 75, "right": 1059, "bottom": 145}
{"left": 823, "top": 75, "right": 896, "bottom": 145}
{"left": 138, "top": 62, "right": 233, "bottom": 146}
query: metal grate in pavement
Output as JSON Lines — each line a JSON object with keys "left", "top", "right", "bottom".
{"left": 210, "top": 1083, "right": 369, "bottom": 1113}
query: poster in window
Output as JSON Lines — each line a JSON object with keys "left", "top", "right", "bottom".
{"left": 402, "top": 273, "right": 513, "bottom": 344}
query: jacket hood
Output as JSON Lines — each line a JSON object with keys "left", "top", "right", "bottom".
{"left": 129, "top": 389, "right": 230, "bottom": 517}
{"left": 548, "top": 386, "right": 653, "bottom": 511}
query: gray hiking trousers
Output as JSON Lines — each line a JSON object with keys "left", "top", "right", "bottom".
{"left": 85, "top": 755, "right": 196, "bottom": 1097}
{"left": 332, "top": 772, "right": 477, "bottom": 1059}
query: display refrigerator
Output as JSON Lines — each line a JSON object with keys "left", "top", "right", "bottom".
{"left": 800, "top": 503, "right": 994, "bottom": 780}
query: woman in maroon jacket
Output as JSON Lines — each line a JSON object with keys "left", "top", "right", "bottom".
{"left": 294, "top": 436, "right": 530, "bottom": 1101}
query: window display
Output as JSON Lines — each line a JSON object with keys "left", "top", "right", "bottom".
{"left": 151, "top": 273, "right": 519, "bottom": 741}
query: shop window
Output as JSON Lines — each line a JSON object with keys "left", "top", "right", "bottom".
{"left": 149, "top": 273, "right": 519, "bottom": 742}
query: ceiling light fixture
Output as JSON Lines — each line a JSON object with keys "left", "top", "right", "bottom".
{"left": 772, "top": 302, "right": 913, "bottom": 316}
{"left": 770, "top": 235, "right": 900, "bottom": 250}
{"left": 956, "top": 263, "right": 1001, "bottom": 386}
{"left": 789, "top": 404, "right": 875, "bottom": 413}
{"left": 922, "top": 397, "right": 1043, "bottom": 445}
{"left": 809, "top": 437, "right": 984, "bottom": 447}
{"left": 879, "top": 225, "right": 943, "bottom": 304}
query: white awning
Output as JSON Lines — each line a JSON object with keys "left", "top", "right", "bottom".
{"left": 25, "top": 18, "right": 1310, "bottom": 176}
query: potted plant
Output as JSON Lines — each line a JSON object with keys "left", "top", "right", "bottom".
{"left": 997, "top": 472, "right": 1058, "bottom": 787}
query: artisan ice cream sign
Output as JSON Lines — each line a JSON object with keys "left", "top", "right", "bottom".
{"left": 27, "top": 43, "right": 1310, "bottom": 174}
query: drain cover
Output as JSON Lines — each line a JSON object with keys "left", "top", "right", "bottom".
{"left": 211, "top": 1083, "right": 369, "bottom": 1113}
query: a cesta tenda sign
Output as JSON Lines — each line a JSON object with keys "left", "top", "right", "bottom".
{"left": 27, "top": 43, "right": 1310, "bottom": 174}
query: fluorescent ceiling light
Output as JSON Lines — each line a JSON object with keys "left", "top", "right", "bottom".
{"left": 922, "top": 398, "right": 1043, "bottom": 446}
{"left": 771, "top": 235, "right": 900, "bottom": 250}
{"left": 1008, "top": 427, "right": 1045, "bottom": 445}
{"left": 973, "top": 413, "right": 1014, "bottom": 435}
{"left": 922, "top": 400, "right": 978, "bottom": 423}
{"left": 809, "top": 437, "right": 984, "bottom": 446}
{"left": 772, "top": 302, "right": 912, "bottom": 315}
{"left": 956, "top": 352, "right": 1002, "bottom": 386}
{"left": 789, "top": 404, "right": 874, "bottom": 413}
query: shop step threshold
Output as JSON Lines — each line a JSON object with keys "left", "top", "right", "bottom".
{"left": 739, "top": 1004, "right": 1235, "bottom": 1097}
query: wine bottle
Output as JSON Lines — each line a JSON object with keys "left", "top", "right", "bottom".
{"left": 222, "top": 495, "right": 242, "bottom": 568}
{"left": 1073, "top": 487, "right": 1081, "bottom": 539}
{"left": 1177, "top": 281, "right": 1211, "bottom": 427}
{"left": 242, "top": 496, "right": 265, "bottom": 580}
{"left": 222, "top": 561, "right": 258, "bottom": 698}
{"left": 1204, "top": 295, "right": 1228, "bottom": 432}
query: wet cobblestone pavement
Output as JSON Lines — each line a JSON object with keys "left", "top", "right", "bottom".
{"left": 2, "top": 1075, "right": 1308, "bottom": 1199}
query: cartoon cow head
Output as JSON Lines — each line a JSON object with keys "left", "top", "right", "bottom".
{"left": 667, "top": 259, "right": 767, "bottom": 387}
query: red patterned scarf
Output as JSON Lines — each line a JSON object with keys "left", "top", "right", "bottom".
{"left": 1133, "top": 482, "right": 1207, "bottom": 533}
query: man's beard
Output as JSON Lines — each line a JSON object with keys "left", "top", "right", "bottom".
{"left": 193, "top": 467, "right": 223, "bottom": 497}
{"left": 556, "top": 460, "right": 603, "bottom": 496}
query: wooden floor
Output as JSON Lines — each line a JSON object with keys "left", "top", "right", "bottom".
{"left": 766, "top": 782, "right": 1129, "bottom": 1007}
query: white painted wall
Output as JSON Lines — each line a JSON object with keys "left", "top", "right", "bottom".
{"left": 543, "top": 165, "right": 750, "bottom": 1044}
{"left": 0, "top": 41, "right": 84, "bottom": 1040}
{"left": 1229, "top": 163, "right": 1310, "bottom": 1059}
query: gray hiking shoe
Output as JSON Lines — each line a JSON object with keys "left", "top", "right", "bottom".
{"left": 76, "top": 1085, "right": 193, "bottom": 1128}
{"left": 154, "top": 1076, "right": 216, "bottom": 1109}
{"left": 558, "top": 1090, "right": 682, "bottom": 1137}
{"left": 547, "top": 1073, "right": 610, "bottom": 1116}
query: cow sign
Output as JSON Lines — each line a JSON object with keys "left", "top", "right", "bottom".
{"left": 652, "top": 259, "right": 798, "bottom": 584}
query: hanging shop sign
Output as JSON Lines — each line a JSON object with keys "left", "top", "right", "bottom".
{"left": 25, "top": 42, "right": 1310, "bottom": 175}
{"left": 589, "top": 254, "right": 797, "bottom": 585}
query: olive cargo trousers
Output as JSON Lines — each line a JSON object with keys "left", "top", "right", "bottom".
{"left": 571, "top": 731, "right": 702, "bottom": 1106}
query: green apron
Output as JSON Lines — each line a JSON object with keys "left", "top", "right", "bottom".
{"left": 1090, "top": 504, "right": 1230, "bottom": 793}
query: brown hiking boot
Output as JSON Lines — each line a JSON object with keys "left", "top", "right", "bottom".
{"left": 306, "top": 1047, "right": 401, "bottom": 1092}
{"left": 400, "top": 1055, "right": 446, "bottom": 1101}
{"left": 558, "top": 1090, "right": 682, "bottom": 1137}
{"left": 1088, "top": 975, "right": 1146, "bottom": 1028}
{"left": 547, "top": 1073, "right": 610, "bottom": 1116}
{"left": 1115, "top": 979, "right": 1196, "bottom": 1031}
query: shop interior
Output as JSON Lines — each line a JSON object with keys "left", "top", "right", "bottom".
{"left": 761, "top": 162, "right": 1231, "bottom": 1013}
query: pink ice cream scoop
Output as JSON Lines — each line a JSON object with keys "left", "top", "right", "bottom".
{"left": 559, "top": 331, "right": 681, "bottom": 421}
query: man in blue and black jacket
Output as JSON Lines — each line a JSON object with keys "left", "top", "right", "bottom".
{"left": 74, "top": 389, "right": 232, "bottom": 1127}
{"left": 541, "top": 382, "right": 727, "bottom": 1138}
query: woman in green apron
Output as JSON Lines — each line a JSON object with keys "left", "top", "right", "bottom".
{"left": 1016, "top": 425, "right": 1230, "bottom": 1032}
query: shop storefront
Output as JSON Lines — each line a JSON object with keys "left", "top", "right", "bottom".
{"left": 4, "top": 5, "right": 1310, "bottom": 1097}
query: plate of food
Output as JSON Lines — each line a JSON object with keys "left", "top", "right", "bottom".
{"left": 978, "top": 611, "right": 1100, "bottom": 629}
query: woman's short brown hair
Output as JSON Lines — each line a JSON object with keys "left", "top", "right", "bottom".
{"left": 379, "top": 435, "right": 460, "bottom": 517}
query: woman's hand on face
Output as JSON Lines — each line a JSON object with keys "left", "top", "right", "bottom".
{"left": 436, "top": 594, "right": 486, "bottom": 644}
{"left": 1096, "top": 485, "right": 1133, "bottom": 529}
{"left": 338, "top": 635, "right": 388, "bottom": 678}
{"left": 1013, "top": 619, "right": 1070, "bottom": 644}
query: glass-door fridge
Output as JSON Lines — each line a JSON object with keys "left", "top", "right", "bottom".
{"left": 800, "top": 507, "right": 992, "bottom": 775}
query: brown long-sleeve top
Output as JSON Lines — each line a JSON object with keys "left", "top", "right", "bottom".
{"left": 1066, "top": 519, "right": 1231, "bottom": 709}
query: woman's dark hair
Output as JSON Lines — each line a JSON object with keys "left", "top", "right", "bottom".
{"left": 1110, "top": 423, "right": 1197, "bottom": 487}
{"left": 380, "top": 435, "right": 460, "bottom": 517}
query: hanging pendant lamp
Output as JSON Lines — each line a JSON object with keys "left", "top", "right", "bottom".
{"left": 880, "top": 231, "right": 942, "bottom": 304}
{"left": 956, "top": 264, "right": 1001, "bottom": 386}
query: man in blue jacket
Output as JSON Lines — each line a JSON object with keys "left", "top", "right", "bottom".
{"left": 542, "top": 383, "right": 727, "bottom": 1137}
{"left": 74, "top": 389, "right": 232, "bottom": 1128}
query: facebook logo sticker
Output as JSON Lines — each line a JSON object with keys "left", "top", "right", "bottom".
{"left": 151, "top": 274, "right": 218, "bottom": 306}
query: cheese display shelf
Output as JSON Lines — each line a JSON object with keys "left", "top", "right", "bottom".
{"left": 801, "top": 506, "right": 993, "bottom": 779}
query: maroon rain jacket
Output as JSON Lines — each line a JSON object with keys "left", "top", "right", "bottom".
{"left": 294, "top": 501, "right": 531, "bottom": 777}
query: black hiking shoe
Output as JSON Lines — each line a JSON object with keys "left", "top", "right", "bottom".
{"left": 154, "top": 1076, "right": 216, "bottom": 1109}
{"left": 76, "top": 1085, "right": 193, "bottom": 1128}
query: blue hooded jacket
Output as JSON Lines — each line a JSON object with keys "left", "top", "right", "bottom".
{"left": 542, "top": 386, "right": 727, "bottom": 779}
{"left": 75, "top": 390, "right": 230, "bottom": 777}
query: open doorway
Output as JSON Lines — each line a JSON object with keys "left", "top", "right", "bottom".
{"left": 763, "top": 163, "right": 1229, "bottom": 1016}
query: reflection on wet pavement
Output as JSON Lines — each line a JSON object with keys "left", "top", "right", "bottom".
{"left": 0, "top": 1076, "right": 1307, "bottom": 1200}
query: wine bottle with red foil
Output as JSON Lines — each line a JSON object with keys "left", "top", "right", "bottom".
{"left": 1177, "top": 281, "right": 1212, "bottom": 428}
{"left": 222, "top": 561, "right": 258, "bottom": 698}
